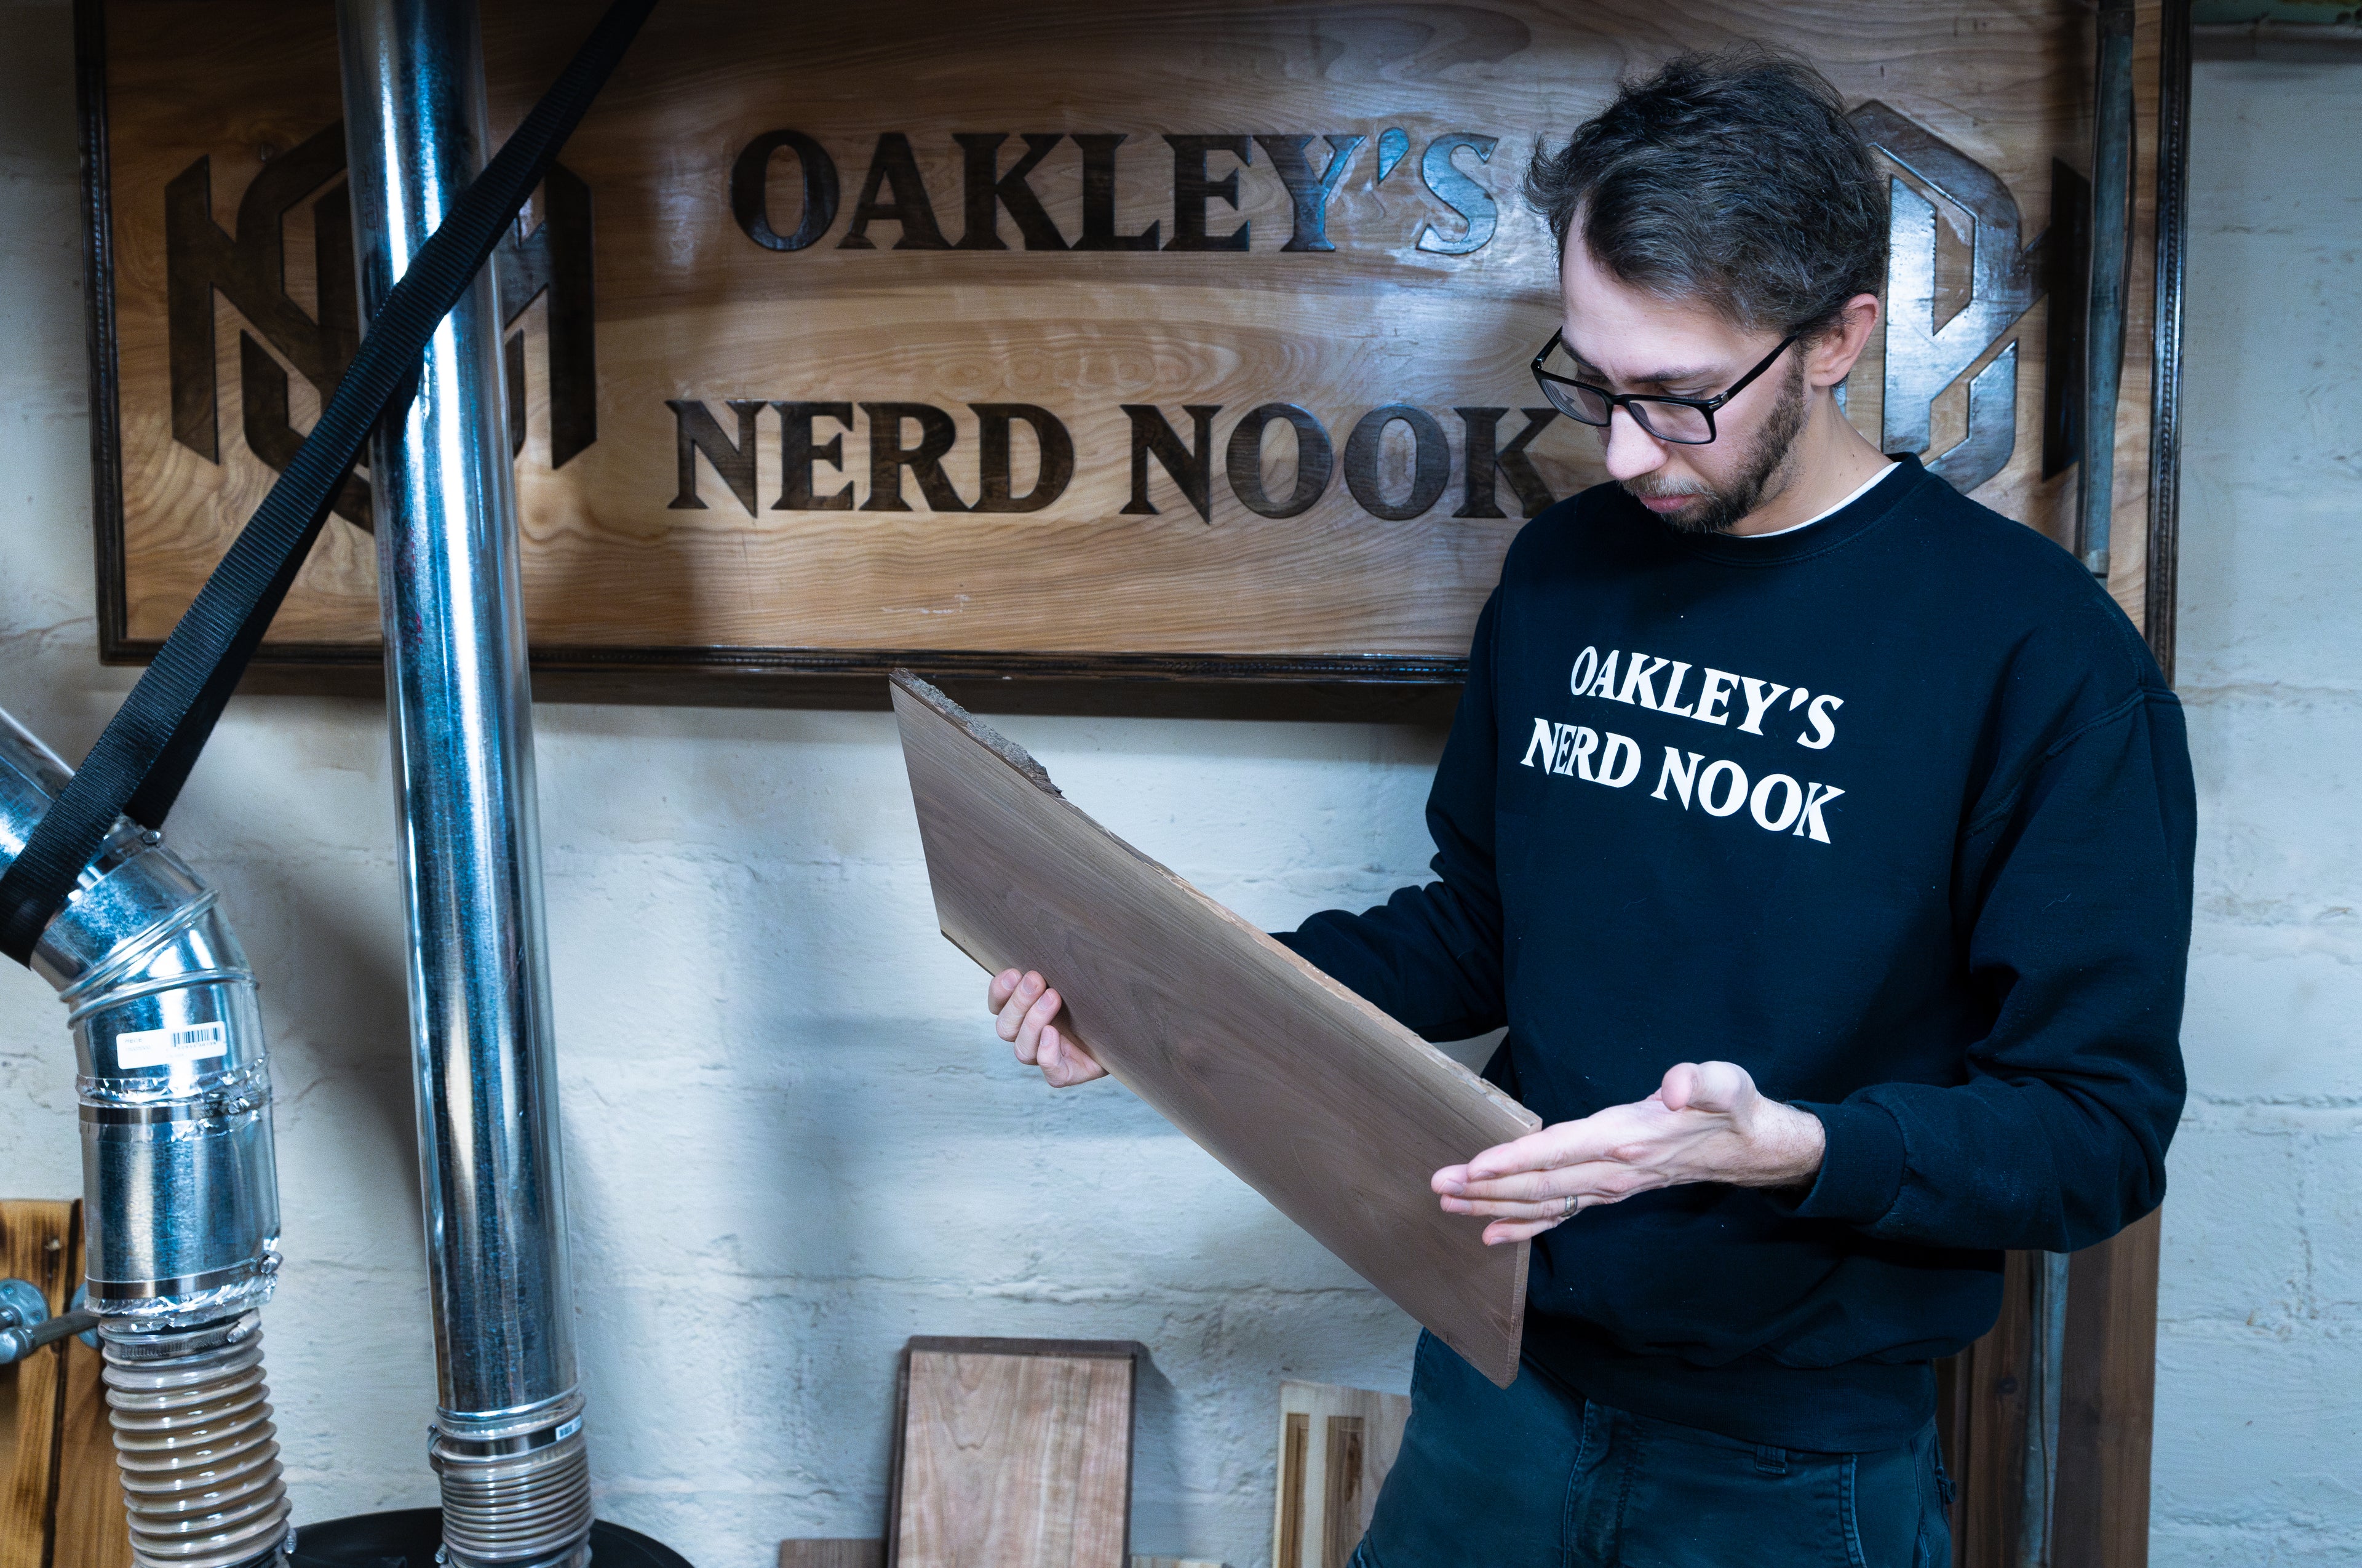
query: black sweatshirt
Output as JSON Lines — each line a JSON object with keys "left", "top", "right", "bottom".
{"left": 1277, "top": 455, "right": 2193, "bottom": 1452}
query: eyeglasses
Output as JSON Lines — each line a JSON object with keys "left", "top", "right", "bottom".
{"left": 1530, "top": 329, "right": 1801, "bottom": 446}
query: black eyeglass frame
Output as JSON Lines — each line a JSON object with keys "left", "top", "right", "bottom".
{"left": 1530, "top": 328, "right": 1802, "bottom": 446}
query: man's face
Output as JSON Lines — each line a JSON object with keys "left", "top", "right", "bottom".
{"left": 1556, "top": 240, "right": 1808, "bottom": 536}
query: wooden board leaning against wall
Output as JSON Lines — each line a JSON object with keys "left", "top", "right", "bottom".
{"left": 83, "top": 0, "right": 2179, "bottom": 693}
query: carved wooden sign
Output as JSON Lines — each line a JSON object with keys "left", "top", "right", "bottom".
{"left": 81, "top": 1, "right": 2179, "bottom": 694}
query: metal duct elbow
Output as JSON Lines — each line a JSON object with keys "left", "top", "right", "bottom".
{"left": 0, "top": 708, "right": 281, "bottom": 1316}
{"left": 1, "top": 707, "right": 291, "bottom": 1567}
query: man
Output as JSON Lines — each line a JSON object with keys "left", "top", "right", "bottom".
{"left": 987, "top": 47, "right": 2192, "bottom": 1567}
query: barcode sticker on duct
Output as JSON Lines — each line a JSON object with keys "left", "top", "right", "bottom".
{"left": 114, "top": 1021, "right": 228, "bottom": 1069}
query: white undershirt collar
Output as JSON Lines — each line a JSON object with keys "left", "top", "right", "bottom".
{"left": 1741, "top": 459, "right": 1900, "bottom": 539}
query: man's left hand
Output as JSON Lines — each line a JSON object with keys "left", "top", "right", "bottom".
{"left": 1433, "top": 1061, "right": 1827, "bottom": 1246}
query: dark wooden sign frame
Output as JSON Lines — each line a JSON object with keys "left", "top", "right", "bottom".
{"left": 73, "top": 0, "right": 2189, "bottom": 715}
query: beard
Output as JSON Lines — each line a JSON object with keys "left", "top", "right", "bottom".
{"left": 1623, "top": 357, "right": 1810, "bottom": 536}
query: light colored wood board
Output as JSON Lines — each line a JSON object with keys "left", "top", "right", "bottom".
{"left": 889, "top": 672, "right": 1537, "bottom": 1385}
{"left": 889, "top": 1339, "right": 1137, "bottom": 1568}
{"left": 1276, "top": 1413, "right": 1308, "bottom": 1568}
{"left": 1270, "top": 1382, "right": 1410, "bottom": 1568}
{"left": 50, "top": 1332, "right": 127, "bottom": 1568}
{"left": 97, "top": 0, "right": 2167, "bottom": 669}
{"left": 51, "top": 1214, "right": 129, "bottom": 1568}
{"left": 0, "top": 1200, "right": 76, "bottom": 1568}
{"left": 780, "top": 1543, "right": 885, "bottom": 1568}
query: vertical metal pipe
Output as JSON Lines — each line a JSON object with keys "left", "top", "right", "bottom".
{"left": 2077, "top": 0, "right": 2138, "bottom": 580}
{"left": 335, "top": 4, "right": 590, "bottom": 1564}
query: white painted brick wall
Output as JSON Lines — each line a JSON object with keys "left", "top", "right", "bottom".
{"left": 0, "top": 7, "right": 2351, "bottom": 1561}
{"left": 2150, "top": 54, "right": 2362, "bottom": 1568}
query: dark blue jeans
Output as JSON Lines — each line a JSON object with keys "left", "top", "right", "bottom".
{"left": 1350, "top": 1332, "right": 1953, "bottom": 1568}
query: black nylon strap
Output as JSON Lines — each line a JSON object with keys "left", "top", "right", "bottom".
{"left": 0, "top": 0, "right": 656, "bottom": 965}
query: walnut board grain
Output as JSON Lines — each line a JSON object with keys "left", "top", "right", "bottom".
{"left": 1270, "top": 1382, "right": 1411, "bottom": 1568}
{"left": 87, "top": 0, "right": 2176, "bottom": 688}
{"left": 890, "top": 672, "right": 1537, "bottom": 1386}
{"left": 886, "top": 1338, "right": 1140, "bottom": 1568}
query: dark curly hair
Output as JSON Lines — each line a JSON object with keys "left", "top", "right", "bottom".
{"left": 1526, "top": 46, "right": 1888, "bottom": 341}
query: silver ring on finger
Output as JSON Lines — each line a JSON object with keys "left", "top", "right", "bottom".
{"left": 1559, "top": 1194, "right": 1576, "bottom": 1220}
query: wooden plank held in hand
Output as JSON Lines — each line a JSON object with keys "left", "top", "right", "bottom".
{"left": 891, "top": 672, "right": 1536, "bottom": 1387}
{"left": 886, "top": 1337, "right": 1140, "bottom": 1568}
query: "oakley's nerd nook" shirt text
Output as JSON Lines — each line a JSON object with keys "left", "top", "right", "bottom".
{"left": 1279, "top": 454, "right": 2195, "bottom": 1452}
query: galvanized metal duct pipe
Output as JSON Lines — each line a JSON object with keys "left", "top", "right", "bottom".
{"left": 0, "top": 710, "right": 291, "bottom": 1568}
{"left": 335, "top": 2, "right": 590, "bottom": 1565}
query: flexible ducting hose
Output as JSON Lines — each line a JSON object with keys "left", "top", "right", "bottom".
{"left": 105, "top": 1313, "right": 289, "bottom": 1567}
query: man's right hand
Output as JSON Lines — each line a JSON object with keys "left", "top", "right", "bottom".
{"left": 988, "top": 968, "right": 1108, "bottom": 1088}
